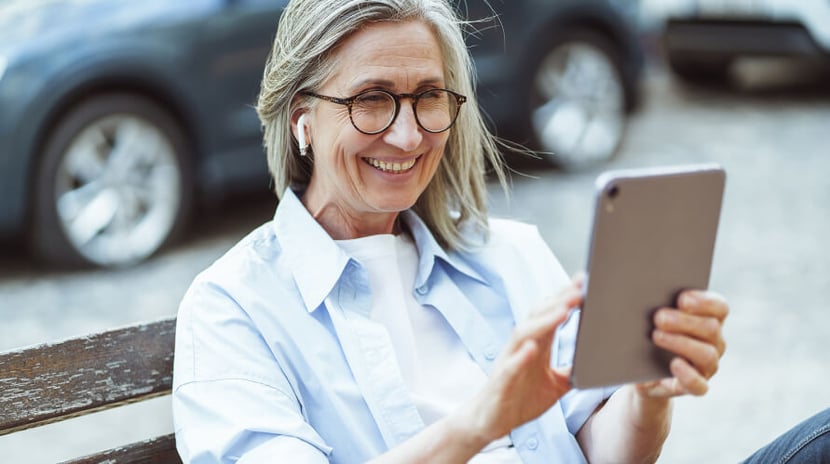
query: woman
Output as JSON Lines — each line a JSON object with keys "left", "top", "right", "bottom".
{"left": 172, "top": 0, "right": 735, "bottom": 462}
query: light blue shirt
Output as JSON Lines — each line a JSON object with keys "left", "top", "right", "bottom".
{"left": 173, "top": 188, "right": 616, "bottom": 463}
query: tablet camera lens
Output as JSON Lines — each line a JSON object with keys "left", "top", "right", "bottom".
{"left": 607, "top": 185, "right": 619, "bottom": 199}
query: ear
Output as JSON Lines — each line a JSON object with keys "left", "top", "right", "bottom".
{"left": 290, "top": 110, "right": 308, "bottom": 142}
{"left": 291, "top": 110, "right": 312, "bottom": 156}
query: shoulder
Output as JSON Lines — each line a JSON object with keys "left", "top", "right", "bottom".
{"left": 482, "top": 217, "right": 561, "bottom": 274}
{"left": 192, "top": 221, "right": 284, "bottom": 293}
{"left": 178, "top": 219, "right": 298, "bottom": 328}
{"left": 175, "top": 220, "right": 304, "bottom": 382}
{"left": 461, "top": 217, "right": 571, "bottom": 300}
{"left": 487, "top": 217, "right": 547, "bottom": 248}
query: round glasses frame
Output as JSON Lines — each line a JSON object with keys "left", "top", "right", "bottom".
{"left": 300, "top": 88, "right": 467, "bottom": 135}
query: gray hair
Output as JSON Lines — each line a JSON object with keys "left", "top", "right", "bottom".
{"left": 256, "top": 0, "right": 507, "bottom": 251}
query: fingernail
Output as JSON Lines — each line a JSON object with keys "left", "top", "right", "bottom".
{"left": 681, "top": 291, "right": 699, "bottom": 307}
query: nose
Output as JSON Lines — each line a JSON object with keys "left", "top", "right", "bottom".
{"left": 382, "top": 100, "right": 423, "bottom": 152}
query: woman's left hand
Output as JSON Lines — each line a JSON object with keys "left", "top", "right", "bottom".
{"left": 636, "top": 289, "right": 729, "bottom": 398}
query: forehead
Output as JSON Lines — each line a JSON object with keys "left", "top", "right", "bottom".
{"left": 325, "top": 20, "right": 446, "bottom": 92}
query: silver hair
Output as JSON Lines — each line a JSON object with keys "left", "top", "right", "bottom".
{"left": 256, "top": 0, "right": 508, "bottom": 251}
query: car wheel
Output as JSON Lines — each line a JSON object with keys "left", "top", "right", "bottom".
{"left": 529, "top": 29, "right": 627, "bottom": 168}
{"left": 32, "top": 94, "right": 193, "bottom": 268}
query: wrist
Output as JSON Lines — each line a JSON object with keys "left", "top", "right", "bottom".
{"left": 628, "top": 385, "right": 673, "bottom": 431}
{"left": 450, "top": 395, "right": 498, "bottom": 449}
{"left": 633, "top": 384, "right": 672, "bottom": 406}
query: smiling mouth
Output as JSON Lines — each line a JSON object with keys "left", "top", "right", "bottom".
{"left": 362, "top": 156, "right": 419, "bottom": 174}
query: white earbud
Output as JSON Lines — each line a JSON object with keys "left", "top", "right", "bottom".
{"left": 297, "top": 114, "right": 309, "bottom": 156}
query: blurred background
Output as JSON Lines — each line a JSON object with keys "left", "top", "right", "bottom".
{"left": 1, "top": 0, "right": 829, "bottom": 462}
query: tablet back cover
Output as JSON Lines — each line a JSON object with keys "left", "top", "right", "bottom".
{"left": 571, "top": 164, "right": 726, "bottom": 389}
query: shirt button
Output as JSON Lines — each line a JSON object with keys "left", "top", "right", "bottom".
{"left": 484, "top": 345, "right": 497, "bottom": 360}
{"left": 416, "top": 285, "right": 428, "bottom": 295}
{"left": 527, "top": 437, "right": 538, "bottom": 450}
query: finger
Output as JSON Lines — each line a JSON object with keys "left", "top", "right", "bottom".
{"left": 533, "top": 283, "right": 583, "bottom": 319}
{"left": 637, "top": 377, "right": 685, "bottom": 398}
{"left": 501, "top": 339, "right": 539, "bottom": 380}
{"left": 654, "top": 309, "right": 726, "bottom": 355}
{"left": 571, "top": 272, "right": 587, "bottom": 289}
{"left": 669, "top": 357, "right": 709, "bottom": 396}
{"left": 678, "top": 290, "right": 729, "bottom": 322}
{"left": 653, "top": 330, "right": 721, "bottom": 378}
{"left": 509, "top": 305, "right": 571, "bottom": 355}
{"left": 553, "top": 365, "right": 572, "bottom": 381}
{"left": 551, "top": 365, "right": 574, "bottom": 393}
{"left": 515, "top": 286, "right": 581, "bottom": 346}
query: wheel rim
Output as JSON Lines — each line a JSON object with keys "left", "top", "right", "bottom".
{"left": 532, "top": 41, "right": 625, "bottom": 165}
{"left": 54, "top": 114, "right": 181, "bottom": 267}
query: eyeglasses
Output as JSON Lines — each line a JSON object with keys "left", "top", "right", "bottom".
{"left": 300, "top": 88, "right": 466, "bottom": 135}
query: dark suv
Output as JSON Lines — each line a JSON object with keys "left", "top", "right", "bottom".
{"left": 0, "top": 0, "right": 642, "bottom": 268}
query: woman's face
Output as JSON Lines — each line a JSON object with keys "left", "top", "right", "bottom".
{"left": 299, "top": 20, "right": 450, "bottom": 238}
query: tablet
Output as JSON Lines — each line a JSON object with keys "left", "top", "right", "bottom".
{"left": 570, "top": 164, "right": 726, "bottom": 389}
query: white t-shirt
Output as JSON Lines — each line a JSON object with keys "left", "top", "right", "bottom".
{"left": 337, "top": 233, "right": 521, "bottom": 463}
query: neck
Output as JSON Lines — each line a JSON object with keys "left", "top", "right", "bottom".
{"left": 301, "top": 195, "right": 400, "bottom": 240}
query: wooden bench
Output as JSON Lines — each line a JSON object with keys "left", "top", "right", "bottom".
{"left": 0, "top": 318, "right": 181, "bottom": 463}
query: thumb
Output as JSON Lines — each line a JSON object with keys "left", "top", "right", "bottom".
{"left": 552, "top": 365, "right": 573, "bottom": 386}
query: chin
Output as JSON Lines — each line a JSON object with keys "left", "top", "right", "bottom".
{"left": 371, "top": 195, "right": 419, "bottom": 214}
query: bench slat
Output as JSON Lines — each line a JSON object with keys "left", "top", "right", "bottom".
{"left": 0, "top": 318, "right": 176, "bottom": 435}
{"left": 62, "top": 433, "right": 182, "bottom": 464}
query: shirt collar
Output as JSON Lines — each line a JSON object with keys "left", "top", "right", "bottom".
{"left": 272, "top": 188, "right": 351, "bottom": 313}
{"left": 401, "top": 210, "right": 489, "bottom": 289}
{"left": 273, "top": 188, "right": 489, "bottom": 311}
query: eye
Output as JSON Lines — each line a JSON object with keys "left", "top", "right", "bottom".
{"left": 353, "top": 91, "right": 394, "bottom": 114}
{"left": 420, "top": 89, "right": 444, "bottom": 100}
{"left": 356, "top": 91, "right": 390, "bottom": 103}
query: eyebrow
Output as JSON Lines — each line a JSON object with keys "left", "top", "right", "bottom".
{"left": 348, "top": 77, "right": 445, "bottom": 92}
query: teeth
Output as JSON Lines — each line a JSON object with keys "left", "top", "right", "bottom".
{"left": 365, "top": 157, "right": 417, "bottom": 173}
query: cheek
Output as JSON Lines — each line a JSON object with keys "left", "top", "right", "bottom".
{"left": 339, "top": 132, "right": 376, "bottom": 163}
{"left": 317, "top": 123, "right": 368, "bottom": 165}
{"left": 313, "top": 107, "right": 357, "bottom": 152}
{"left": 426, "top": 136, "right": 449, "bottom": 170}
{"left": 331, "top": 132, "right": 377, "bottom": 185}
{"left": 329, "top": 107, "right": 352, "bottom": 128}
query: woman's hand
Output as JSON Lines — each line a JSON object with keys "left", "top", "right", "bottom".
{"left": 460, "top": 279, "right": 583, "bottom": 442}
{"left": 637, "top": 289, "right": 729, "bottom": 398}
{"left": 371, "top": 280, "right": 583, "bottom": 464}
{"left": 576, "top": 290, "right": 728, "bottom": 462}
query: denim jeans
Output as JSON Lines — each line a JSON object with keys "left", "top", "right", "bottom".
{"left": 742, "top": 408, "right": 830, "bottom": 463}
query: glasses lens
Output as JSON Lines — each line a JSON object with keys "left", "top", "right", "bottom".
{"left": 351, "top": 91, "right": 396, "bottom": 133}
{"left": 416, "top": 89, "right": 458, "bottom": 132}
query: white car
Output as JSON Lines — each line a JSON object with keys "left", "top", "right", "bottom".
{"left": 661, "top": 0, "right": 830, "bottom": 82}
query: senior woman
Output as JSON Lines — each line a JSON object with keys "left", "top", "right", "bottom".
{"left": 172, "top": 0, "right": 731, "bottom": 462}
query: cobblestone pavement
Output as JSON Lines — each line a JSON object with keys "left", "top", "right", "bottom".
{"left": 1, "top": 65, "right": 829, "bottom": 463}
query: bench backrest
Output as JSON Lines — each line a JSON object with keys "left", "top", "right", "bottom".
{"left": 0, "top": 318, "right": 181, "bottom": 463}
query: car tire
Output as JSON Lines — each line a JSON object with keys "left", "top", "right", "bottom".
{"left": 31, "top": 93, "right": 193, "bottom": 268}
{"left": 527, "top": 28, "right": 628, "bottom": 169}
